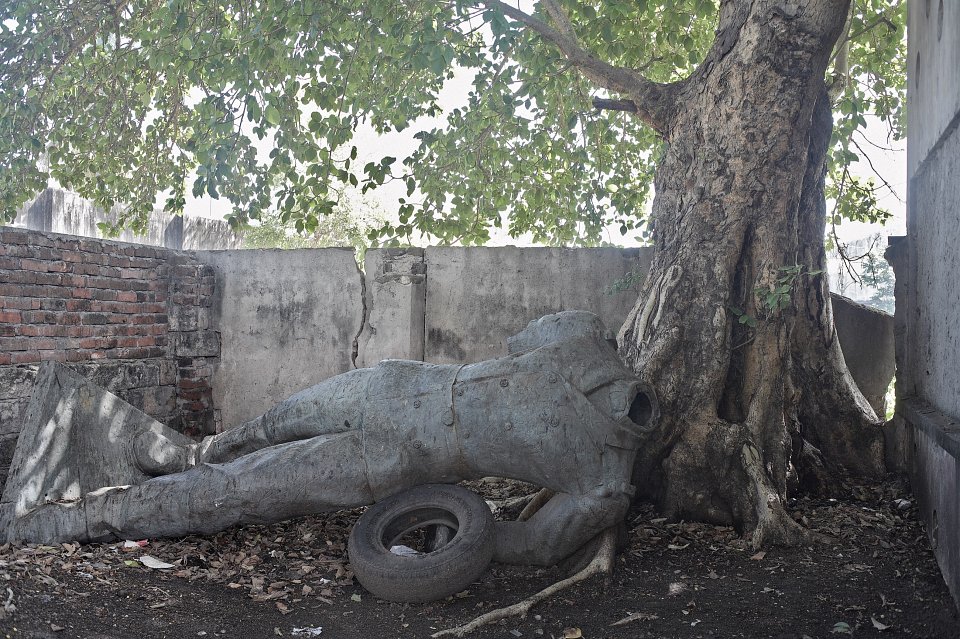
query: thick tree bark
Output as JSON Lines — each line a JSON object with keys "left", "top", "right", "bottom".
{"left": 616, "top": 0, "right": 885, "bottom": 546}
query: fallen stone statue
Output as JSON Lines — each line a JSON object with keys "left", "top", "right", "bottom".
{"left": 1, "top": 311, "right": 658, "bottom": 601}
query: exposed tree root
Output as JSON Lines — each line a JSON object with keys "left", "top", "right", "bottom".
{"left": 742, "top": 443, "right": 807, "bottom": 549}
{"left": 431, "top": 527, "right": 617, "bottom": 638}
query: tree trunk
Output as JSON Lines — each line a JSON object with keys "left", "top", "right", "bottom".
{"left": 617, "top": 0, "right": 885, "bottom": 546}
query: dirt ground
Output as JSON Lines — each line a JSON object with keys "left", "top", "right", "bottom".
{"left": 0, "top": 476, "right": 956, "bottom": 639}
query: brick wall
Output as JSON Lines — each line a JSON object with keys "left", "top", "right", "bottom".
{"left": 0, "top": 226, "right": 219, "bottom": 486}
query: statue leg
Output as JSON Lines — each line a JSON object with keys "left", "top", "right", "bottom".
{"left": 492, "top": 491, "right": 630, "bottom": 566}
{"left": 137, "top": 369, "right": 371, "bottom": 474}
{"left": 11, "top": 430, "right": 375, "bottom": 544}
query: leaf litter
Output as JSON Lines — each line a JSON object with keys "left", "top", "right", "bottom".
{"left": 0, "top": 477, "right": 956, "bottom": 637}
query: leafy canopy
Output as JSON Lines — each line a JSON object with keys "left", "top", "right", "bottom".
{"left": 0, "top": 0, "right": 905, "bottom": 245}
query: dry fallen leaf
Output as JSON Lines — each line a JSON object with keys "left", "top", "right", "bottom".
{"left": 871, "top": 617, "right": 890, "bottom": 631}
{"left": 610, "top": 612, "right": 659, "bottom": 626}
{"left": 561, "top": 628, "right": 582, "bottom": 639}
{"left": 750, "top": 551, "right": 767, "bottom": 561}
{"left": 139, "top": 555, "right": 175, "bottom": 569}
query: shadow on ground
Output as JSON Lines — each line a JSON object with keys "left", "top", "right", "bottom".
{"left": 0, "top": 477, "right": 956, "bottom": 639}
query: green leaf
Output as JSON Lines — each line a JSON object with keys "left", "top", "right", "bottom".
{"left": 265, "top": 106, "right": 281, "bottom": 126}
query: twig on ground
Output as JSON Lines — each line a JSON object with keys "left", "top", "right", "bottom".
{"left": 431, "top": 527, "right": 617, "bottom": 638}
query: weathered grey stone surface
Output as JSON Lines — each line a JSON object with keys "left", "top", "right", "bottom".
{"left": 0, "top": 365, "right": 39, "bottom": 401}
{"left": 0, "top": 363, "right": 193, "bottom": 537}
{"left": 423, "top": 247, "right": 650, "bottom": 364}
{"left": 4, "top": 313, "right": 658, "bottom": 574}
{"left": 194, "top": 248, "right": 365, "bottom": 429}
{"left": 832, "top": 295, "right": 895, "bottom": 416}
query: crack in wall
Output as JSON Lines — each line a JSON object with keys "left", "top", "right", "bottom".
{"left": 351, "top": 257, "right": 367, "bottom": 369}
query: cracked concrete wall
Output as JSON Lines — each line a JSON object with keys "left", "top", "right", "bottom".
{"left": 356, "top": 249, "right": 426, "bottom": 368}
{"left": 195, "top": 248, "right": 364, "bottom": 429}
{"left": 195, "top": 245, "right": 895, "bottom": 440}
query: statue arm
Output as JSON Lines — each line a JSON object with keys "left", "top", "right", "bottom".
{"left": 492, "top": 489, "right": 630, "bottom": 566}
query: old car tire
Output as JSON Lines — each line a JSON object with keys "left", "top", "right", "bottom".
{"left": 348, "top": 484, "right": 495, "bottom": 603}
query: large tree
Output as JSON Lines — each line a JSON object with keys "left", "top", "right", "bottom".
{"left": 0, "top": 0, "right": 904, "bottom": 545}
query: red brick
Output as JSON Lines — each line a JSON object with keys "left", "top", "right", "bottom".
{"left": 19, "top": 324, "right": 63, "bottom": 337}
{"left": 33, "top": 338, "right": 56, "bottom": 350}
{"left": 0, "top": 270, "right": 36, "bottom": 284}
{"left": 11, "top": 351, "right": 40, "bottom": 364}
{"left": 39, "top": 350, "right": 68, "bottom": 362}
{"left": 66, "top": 299, "right": 93, "bottom": 312}
{"left": 21, "top": 310, "right": 57, "bottom": 323}
{"left": 2, "top": 297, "right": 40, "bottom": 310}
{"left": 22, "top": 284, "right": 68, "bottom": 298}
{"left": 77, "top": 239, "right": 103, "bottom": 254}
{"left": 126, "top": 280, "right": 152, "bottom": 292}
{"left": 0, "top": 310, "right": 20, "bottom": 323}
{"left": 61, "top": 250, "right": 84, "bottom": 263}
{"left": 0, "top": 337, "right": 30, "bottom": 351}
{"left": 0, "top": 229, "right": 33, "bottom": 245}
{"left": 116, "top": 291, "right": 137, "bottom": 303}
{"left": 133, "top": 246, "right": 162, "bottom": 259}
{"left": 0, "top": 256, "right": 19, "bottom": 269}
{"left": 0, "top": 326, "right": 15, "bottom": 337}
{"left": 71, "top": 287, "right": 92, "bottom": 299}
{"left": 177, "top": 378, "right": 210, "bottom": 390}
{"left": 3, "top": 244, "right": 39, "bottom": 258}
{"left": 89, "top": 289, "right": 118, "bottom": 301}
{"left": 0, "top": 352, "right": 10, "bottom": 365}
{"left": 0, "top": 283, "right": 23, "bottom": 296}
{"left": 34, "top": 272, "right": 64, "bottom": 286}
{"left": 39, "top": 299, "right": 67, "bottom": 311}
{"left": 80, "top": 312, "right": 109, "bottom": 325}
{"left": 58, "top": 313, "right": 81, "bottom": 325}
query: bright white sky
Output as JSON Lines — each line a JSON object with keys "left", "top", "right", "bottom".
{"left": 183, "top": 66, "right": 906, "bottom": 248}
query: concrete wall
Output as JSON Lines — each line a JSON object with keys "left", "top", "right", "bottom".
{"left": 198, "top": 246, "right": 893, "bottom": 433}
{"left": 422, "top": 247, "right": 648, "bottom": 364}
{"left": 14, "top": 188, "right": 241, "bottom": 251}
{"left": 195, "top": 249, "right": 364, "bottom": 429}
{"left": 893, "top": 0, "right": 960, "bottom": 610}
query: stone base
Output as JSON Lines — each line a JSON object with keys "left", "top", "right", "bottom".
{"left": 1, "top": 362, "right": 194, "bottom": 541}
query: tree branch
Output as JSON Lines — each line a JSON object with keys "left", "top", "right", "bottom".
{"left": 479, "top": 0, "right": 677, "bottom": 135}
{"left": 592, "top": 97, "right": 637, "bottom": 113}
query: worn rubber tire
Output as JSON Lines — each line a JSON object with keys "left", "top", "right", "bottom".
{"left": 348, "top": 484, "right": 495, "bottom": 603}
